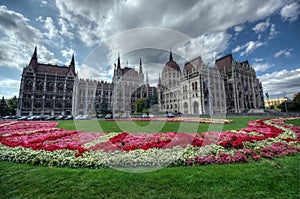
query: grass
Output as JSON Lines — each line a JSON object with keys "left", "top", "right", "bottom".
{"left": 286, "top": 118, "right": 300, "bottom": 126}
{"left": 1, "top": 116, "right": 299, "bottom": 198}
{"left": 0, "top": 155, "right": 299, "bottom": 199}
{"left": 56, "top": 116, "right": 272, "bottom": 133}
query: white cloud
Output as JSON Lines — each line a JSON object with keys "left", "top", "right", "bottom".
{"left": 252, "top": 57, "right": 273, "bottom": 72}
{"left": 0, "top": 5, "right": 42, "bottom": 45}
{"left": 0, "top": 79, "right": 21, "bottom": 99}
{"left": 58, "top": 18, "right": 73, "bottom": 39}
{"left": 61, "top": 48, "right": 74, "bottom": 60}
{"left": 280, "top": 2, "right": 300, "bottom": 22}
{"left": 252, "top": 63, "right": 273, "bottom": 72}
{"left": 259, "top": 68, "right": 300, "bottom": 98}
{"left": 36, "top": 16, "right": 61, "bottom": 46}
{"left": 232, "top": 41, "right": 265, "bottom": 56}
{"left": 54, "top": 0, "right": 286, "bottom": 51}
{"left": 252, "top": 19, "right": 270, "bottom": 33}
{"left": 274, "top": 49, "right": 293, "bottom": 58}
{"left": 268, "top": 23, "right": 278, "bottom": 39}
{"left": 253, "top": 57, "right": 264, "bottom": 62}
{"left": 78, "top": 64, "right": 111, "bottom": 82}
{"left": 0, "top": 79, "right": 20, "bottom": 88}
{"left": 44, "top": 17, "right": 58, "bottom": 39}
{"left": 41, "top": 1, "right": 48, "bottom": 7}
{"left": 234, "top": 25, "right": 244, "bottom": 32}
{"left": 252, "top": 19, "right": 278, "bottom": 40}
{"left": 0, "top": 6, "right": 63, "bottom": 71}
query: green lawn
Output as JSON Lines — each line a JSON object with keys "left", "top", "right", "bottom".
{"left": 1, "top": 116, "right": 299, "bottom": 199}
{"left": 1, "top": 155, "right": 299, "bottom": 199}
{"left": 57, "top": 116, "right": 271, "bottom": 133}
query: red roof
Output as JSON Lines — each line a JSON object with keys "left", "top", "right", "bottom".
{"left": 183, "top": 57, "right": 203, "bottom": 73}
{"left": 35, "top": 63, "right": 70, "bottom": 75}
{"left": 122, "top": 67, "right": 139, "bottom": 77}
{"left": 215, "top": 54, "right": 234, "bottom": 70}
{"left": 162, "top": 61, "right": 181, "bottom": 73}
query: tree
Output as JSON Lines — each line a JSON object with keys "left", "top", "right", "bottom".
{"left": 99, "top": 100, "right": 108, "bottom": 114}
{"left": 278, "top": 93, "right": 300, "bottom": 112}
{"left": 8, "top": 96, "right": 18, "bottom": 115}
{"left": 135, "top": 98, "right": 147, "bottom": 113}
{"left": 0, "top": 96, "right": 9, "bottom": 116}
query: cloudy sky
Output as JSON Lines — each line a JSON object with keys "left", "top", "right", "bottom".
{"left": 0, "top": 0, "right": 299, "bottom": 99}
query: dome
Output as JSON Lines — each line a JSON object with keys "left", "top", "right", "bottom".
{"left": 162, "top": 51, "right": 181, "bottom": 73}
{"left": 162, "top": 61, "right": 181, "bottom": 73}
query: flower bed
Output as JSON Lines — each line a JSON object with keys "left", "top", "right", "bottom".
{"left": 0, "top": 117, "right": 299, "bottom": 168}
{"left": 110, "top": 117, "right": 232, "bottom": 124}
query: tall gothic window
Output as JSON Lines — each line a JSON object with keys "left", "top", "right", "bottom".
{"left": 56, "top": 101, "right": 63, "bottom": 108}
{"left": 23, "top": 101, "right": 30, "bottom": 108}
{"left": 57, "top": 82, "right": 64, "bottom": 92}
{"left": 34, "top": 100, "right": 42, "bottom": 108}
{"left": 36, "top": 81, "right": 43, "bottom": 91}
{"left": 46, "top": 82, "right": 54, "bottom": 92}
{"left": 25, "top": 79, "right": 33, "bottom": 90}
{"left": 66, "top": 82, "right": 73, "bottom": 93}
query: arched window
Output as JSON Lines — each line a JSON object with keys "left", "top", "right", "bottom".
{"left": 57, "top": 82, "right": 64, "bottom": 92}
{"left": 46, "top": 82, "right": 54, "bottom": 92}
{"left": 23, "top": 101, "right": 31, "bottom": 108}
{"left": 34, "top": 100, "right": 42, "bottom": 108}
{"left": 45, "top": 101, "right": 52, "bottom": 108}
{"left": 56, "top": 101, "right": 63, "bottom": 108}
{"left": 36, "top": 81, "right": 43, "bottom": 91}
{"left": 25, "top": 79, "right": 33, "bottom": 90}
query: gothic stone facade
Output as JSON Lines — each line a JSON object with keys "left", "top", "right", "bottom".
{"left": 158, "top": 52, "right": 264, "bottom": 115}
{"left": 17, "top": 47, "right": 76, "bottom": 116}
{"left": 215, "top": 54, "right": 264, "bottom": 113}
{"left": 18, "top": 48, "right": 263, "bottom": 116}
{"left": 73, "top": 55, "right": 156, "bottom": 116}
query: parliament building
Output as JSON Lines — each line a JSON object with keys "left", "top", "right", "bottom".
{"left": 17, "top": 47, "right": 264, "bottom": 117}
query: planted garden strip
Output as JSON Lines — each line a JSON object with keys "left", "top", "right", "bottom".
{"left": 111, "top": 117, "right": 232, "bottom": 124}
{"left": 0, "top": 117, "right": 299, "bottom": 168}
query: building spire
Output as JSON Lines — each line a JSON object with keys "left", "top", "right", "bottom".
{"left": 169, "top": 49, "right": 173, "bottom": 62}
{"left": 69, "top": 53, "right": 76, "bottom": 74}
{"left": 29, "top": 46, "right": 38, "bottom": 71}
{"left": 139, "top": 58, "right": 143, "bottom": 75}
{"left": 32, "top": 46, "right": 37, "bottom": 59}
{"left": 146, "top": 70, "right": 149, "bottom": 85}
{"left": 158, "top": 73, "right": 161, "bottom": 85}
{"left": 70, "top": 53, "right": 75, "bottom": 66}
{"left": 117, "top": 52, "right": 121, "bottom": 70}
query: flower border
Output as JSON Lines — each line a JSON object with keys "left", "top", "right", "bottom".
{"left": 0, "top": 117, "right": 299, "bottom": 168}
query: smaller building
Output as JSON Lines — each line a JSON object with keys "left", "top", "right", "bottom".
{"left": 265, "top": 97, "right": 288, "bottom": 109}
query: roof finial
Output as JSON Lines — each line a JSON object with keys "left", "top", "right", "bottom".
{"left": 158, "top": 73, "right": 161, "bottom": 85}
{"left": 117, "top": 52, "right": 121, "bottom": 69}
{"left": 146, "top": 70, "right": 149, "bottom": 85}
{"left": 32, "top": 46, "right": 37, "bottom": 59}
{"left": 70, "top": 53, "right": 75, "bottom": 66}
{"left": 169, "top": 48, "right": 173, "bottom": 62}
{"left": 139, "top": 58, "right": 143, "bottom": 74}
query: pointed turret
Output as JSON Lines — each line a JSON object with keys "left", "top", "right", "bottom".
{"left": 139, "top": 58, "right": 143, "bottom": 75}
{"left": 70, "top": 53, "right": 75, "bottom": 66}
{"left": 158, "top": 74, "right": 161, "bottom": 86}
{"left": 146, "top": 70, "right": 149, "bottom": 85}
{"left": 29, "top": 46, "right": 38, "bottom": 71}
{"left": 69, "top": 53, "right": 76, "bottom": 74}
{"left": 32, "top": 46, "right": 37, "bottom": 59}
{"left": 169, "top": 49, "right": 173, "bottom": 62}
{"left": 117, "top": 53, "right": 121, "bottom": 70}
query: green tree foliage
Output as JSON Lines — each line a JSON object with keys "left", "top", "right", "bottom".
{"left": 7, "top": 96, "right": 18, "bottom": 115}
{"left": 0, "top": 96, "right": 9, "bottom": 116}
{"left": 278, "top": 93, "right": 300, "bottom": 111}
{"left": 135, "top": 98, "right": 148, "bottom": 113}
